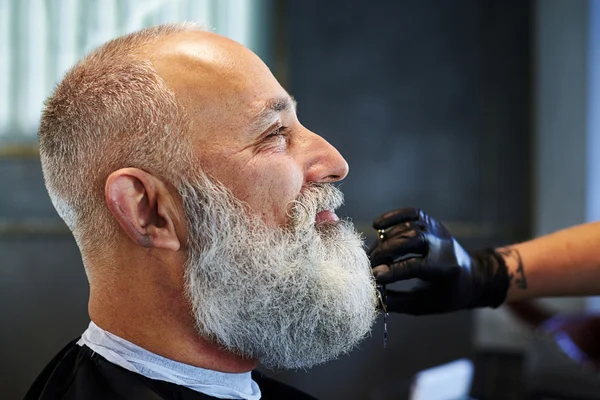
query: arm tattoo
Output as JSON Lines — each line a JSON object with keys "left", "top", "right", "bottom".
{"left": 497, "top": 247, "right": 528, "bottom": 289}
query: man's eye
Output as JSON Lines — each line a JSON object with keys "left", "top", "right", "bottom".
{"left": 266, "top": 127, "right": 286, "bottom": 139}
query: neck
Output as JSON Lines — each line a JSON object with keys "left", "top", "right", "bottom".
{"left": 88, "top": 262, "right": 257, "bottom": 373}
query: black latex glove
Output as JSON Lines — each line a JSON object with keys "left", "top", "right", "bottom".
{"left": 368, "top": 208, "right": 510, "bottom": 315}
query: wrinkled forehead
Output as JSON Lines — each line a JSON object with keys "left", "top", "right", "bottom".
{"left": 148, "top": 31, "right": 286, "bottom": 136}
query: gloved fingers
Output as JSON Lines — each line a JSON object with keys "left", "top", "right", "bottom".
{"left": 384, "top": 287, "right": 437, "bottom": 316}
{"left": 369, "top": 230, "right": 428, "bottom": 266}
{"left": 372, "top": 208, "right": 423, "bottom": 230}
{"left": 383, "top": 221, "right": 427, "bottom": 238}
{"left": 373, "top": 255, "right": 455, "bottom": 283}
{"left": 367, "top": 221, "right": 426, "bottom": 256}
{"left": 372, "top": 258, "right": 424, "bottom": 284}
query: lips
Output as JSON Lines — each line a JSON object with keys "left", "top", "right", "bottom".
{"left": 315, "top": 210, "right": 339, "bottom": 224}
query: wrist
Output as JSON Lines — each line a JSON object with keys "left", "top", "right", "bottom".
{"left": 469, "top": 248, "right": 510, "bottom": 308}
{"left": 497, "top": 245, "right": 530, "bottom": 301}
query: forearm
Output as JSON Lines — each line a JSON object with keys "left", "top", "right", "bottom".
{"left": 502, "top": 221, "right": 600, "bottom": 302}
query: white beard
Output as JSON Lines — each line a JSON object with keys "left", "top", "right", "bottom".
{"left": 179, "top": 175, "right": 377, "bottom": 369}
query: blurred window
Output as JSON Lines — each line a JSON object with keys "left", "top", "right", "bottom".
{"left": 0, "top": 0, "right": 269, "bottom": 140}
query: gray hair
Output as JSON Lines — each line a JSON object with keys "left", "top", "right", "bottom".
{"left": 39, "top": 23, "right": 200, "bottom": 268}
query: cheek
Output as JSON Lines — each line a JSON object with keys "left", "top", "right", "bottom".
{"left": 200, "top": 147, "right": 304, "bottom": 226}
{"left": 235, "top": 159, "right": 303, "bottom": 225}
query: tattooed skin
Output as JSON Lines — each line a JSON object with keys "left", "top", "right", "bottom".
{"left": 497, "top": 247, "right": 528, "bottom": 289}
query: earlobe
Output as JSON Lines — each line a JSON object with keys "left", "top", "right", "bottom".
{"left": 105, "top": 168, "right": 181, "bottom": 252}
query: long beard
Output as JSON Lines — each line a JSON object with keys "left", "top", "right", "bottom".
{"left": 179, "top": 175, "right": 377, "bottom": 369}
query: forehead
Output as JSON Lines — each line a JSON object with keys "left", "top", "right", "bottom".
{"left": 148, "top": 31, "right": 287, "bottom": 137}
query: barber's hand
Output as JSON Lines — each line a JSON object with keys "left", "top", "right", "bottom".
{"left": 368, "top": 208, "right": 510, "bottom": 315}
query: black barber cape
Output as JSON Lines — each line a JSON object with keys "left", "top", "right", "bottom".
{"left": 25, "top": 339, "right": 316, "bottom": 400}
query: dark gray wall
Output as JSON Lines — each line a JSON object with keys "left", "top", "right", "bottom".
{"left": 282, "top": 0, "right": 531, "bottom": 241}
{"left": 0, "top": 158, "right": 89, "bottom": 399}
{"left": 263, "top": 0, "right": 532, "bottom": 399}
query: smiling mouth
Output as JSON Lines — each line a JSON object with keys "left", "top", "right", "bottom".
{"left": 315, "top": 210, "right": 340, "bottom": 224}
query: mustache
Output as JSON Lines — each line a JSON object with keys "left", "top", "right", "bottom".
{"left": 286, "top": 183, "right": 344, "bottom": 229}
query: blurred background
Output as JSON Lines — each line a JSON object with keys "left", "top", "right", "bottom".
{"left": 2, "top": 0, "right": 600, "bottom": 399}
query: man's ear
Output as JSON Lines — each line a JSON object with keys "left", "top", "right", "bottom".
{"left": 105, "top": 168, "right": 180, "bottom": 251}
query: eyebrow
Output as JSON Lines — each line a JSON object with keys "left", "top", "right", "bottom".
{"left": 249, "top": 96, "right": 297, "bottom": 134}
{"left": 264, "top": 96, "right": 297, "bottom": 113}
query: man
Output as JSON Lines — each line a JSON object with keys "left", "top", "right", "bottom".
{"left": 369, "top": 208, "right": 600, "bottom": 315}
{"left": 26, "top": 23, "right": 377, "bottom": 400}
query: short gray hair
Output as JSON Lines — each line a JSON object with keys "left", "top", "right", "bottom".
{"left": 39, "top": 23, "right": 199, "bottom": 266}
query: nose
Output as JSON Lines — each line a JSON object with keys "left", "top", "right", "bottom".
{"left": 301, "top": 129, "right": 349, "bottom": 183}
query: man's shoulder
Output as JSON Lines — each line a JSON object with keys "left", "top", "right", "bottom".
{"left": 23, "top": 340, "right": 215, "bottom": 400}
{"left": 24, "top": 339, "right": 84, "bottom": 400}
{"left": 24, "top": 340, "right": 318, "bottom": 400}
